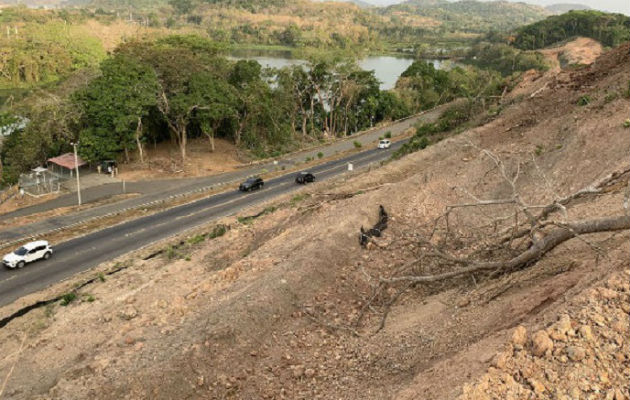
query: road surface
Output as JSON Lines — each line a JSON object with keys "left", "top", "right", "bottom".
{"left": 0, "top": 141, "right": 406, "bottom": 307}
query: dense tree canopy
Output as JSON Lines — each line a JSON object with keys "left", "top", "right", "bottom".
{"left": 513, "top": 10, "right": 630, "bottom": 49}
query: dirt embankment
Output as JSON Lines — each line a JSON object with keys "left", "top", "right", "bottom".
{"left": 0, "top": 44, "right": 628, "bottom": 399}
{"left": 539, "top": 37, "right": 604, "bottom": 71}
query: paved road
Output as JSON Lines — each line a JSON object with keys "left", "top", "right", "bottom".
{"left": 0, "top": 140, "right": 406, "bottom": 307}
{"left": 0, "top": 105, "right": 444, "bottom": 224}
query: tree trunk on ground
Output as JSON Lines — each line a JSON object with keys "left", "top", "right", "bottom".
{"left": 384, "top": 216, "right": 630, "bottom": 284}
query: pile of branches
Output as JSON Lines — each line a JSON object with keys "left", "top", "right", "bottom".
{"left": 355, "top": 146, "right": 630, "bottom": 332}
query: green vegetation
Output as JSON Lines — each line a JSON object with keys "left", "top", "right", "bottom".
{"left": 577, "top": 95, "right": 591, "bottom": 106}
{"left": 394, "top": 99, "right": 490, "bottom": 158}
{"left": 0, "top": 16, "right": 105, "bottom": 90}
{"left": 513, "top": 10, "right": 630, "bottom": 49}
{"left": 60, "top": 292, "right": 77, "bottom": 306}
{"left": 317, "top": 152, "right": 324, "bottom": 159}
{"left": 353, "top": 141, "right": 362, "bottom": 149}
{"left": 465, "top": 43, "right": 548, "bottom": 76}
{"left": 208, "top": 224, "right": 228, "bottom": 239}
{"left": 394, "top": 60, "right": 503, "bottom": 112}
{"left": 290, "top": 193, "right": 309, "bottom": 206}
{"left": 384, "top": 131, "right": 392, "bottom": 138}
{"left": 187, "top": 234, "right": 206, "bottom": 245}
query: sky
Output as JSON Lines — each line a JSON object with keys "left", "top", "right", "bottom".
{"left": 362, "top": 0, "right": 630, "bottom": 15}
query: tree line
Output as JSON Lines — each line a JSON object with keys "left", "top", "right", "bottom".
{"left": 1, "top": 34, "right": 506, "bottom": 185}
{"left": 513, "top": 10, "right": 630, "bottom": 49}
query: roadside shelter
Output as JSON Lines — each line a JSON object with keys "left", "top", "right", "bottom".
{"left": 47, "top": 153, "right": 87, "bottom": 178}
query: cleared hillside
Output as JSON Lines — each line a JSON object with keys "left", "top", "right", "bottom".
{"left": 0, "top": 43, "right": 627, "bottom": 399}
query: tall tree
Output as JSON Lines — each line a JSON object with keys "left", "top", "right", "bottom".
{"left": 74, "top": 55, "right": 159, "bottom": 163}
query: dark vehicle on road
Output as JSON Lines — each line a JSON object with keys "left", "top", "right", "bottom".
{"left": 295, "top": 172, "right": 315, "bottom": 184}
{"left": 239, "top": 177, "right": 264, "bottom": 192}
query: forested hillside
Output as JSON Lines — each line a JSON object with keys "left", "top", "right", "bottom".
{"left": 513, "top": 10, "right": 630, "bottom": 49}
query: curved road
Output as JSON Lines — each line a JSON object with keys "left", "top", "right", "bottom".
{"left": 0, "top": 141, "right": 406, "bottom": 307}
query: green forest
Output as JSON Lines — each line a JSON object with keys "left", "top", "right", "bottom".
{"left": 0, "top": 2, "right": 628, "bottom": 185}
{"left": 513, "top": 10, "right": 630, "bottom": 49}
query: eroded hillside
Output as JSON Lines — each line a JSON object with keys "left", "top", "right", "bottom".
{"left": 0, "top": 43, "right": 628, "bottom": 399}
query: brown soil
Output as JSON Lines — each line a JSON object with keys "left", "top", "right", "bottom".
{"left": 540, "top": 37, "right": 603, "bottom": 71}
{"left": 0, "top": 44, "right": 628, "bottom": 400}
{"left": 118, "top": 137, "right": 246, "bottom": 181}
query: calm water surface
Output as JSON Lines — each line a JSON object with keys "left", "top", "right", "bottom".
{"left": 229, "top": 49, "right": 447, "bottom": 90}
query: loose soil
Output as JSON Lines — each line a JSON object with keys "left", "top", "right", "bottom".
{"left": 118, "top": 137, "right": 246, "bottom": 181}
{"left": 0, "top": 44, "right": 627, "bottom": 400}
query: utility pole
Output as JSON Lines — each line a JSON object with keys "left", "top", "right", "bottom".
{"left": 71, "top": 142, "right": 82, "bottom": 206}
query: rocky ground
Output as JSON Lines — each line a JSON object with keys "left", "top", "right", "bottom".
{"left": 0, "top": 43, "right": 627, "bottom": 399}
{"left": 461, "top": 269, "right": 629, "bottom": 400}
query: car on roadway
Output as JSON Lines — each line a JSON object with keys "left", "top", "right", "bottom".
{"left": 239, "top": 176, "right": 264, "bottom": 192}
{"left": 378, "top": 139, "right": 391, "bottom": 149}
{"left": 295, "top": 172, "right": 316, "bottom": 184}
{"left": 3, "top": 240, "right": 53, "bottom": 269}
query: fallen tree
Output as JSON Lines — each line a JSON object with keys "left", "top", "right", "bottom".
{"left": 354, "top": 145, "right": 630, "bottom": 333}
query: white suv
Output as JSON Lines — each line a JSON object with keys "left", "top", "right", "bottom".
{"left": 378, "top": 139, "right": 391, "bottom": 149}
{"left": 3, "top": 240, "right": 53, "bottom": 269}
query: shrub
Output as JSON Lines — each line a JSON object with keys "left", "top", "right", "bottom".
{"left": 60, "top": 292, "right": 76, "bottom": 306}
{"left": 535, "top": 145, "right": 544, "bottom": 156}
{"left": 209, "top": 224, "right": 228, "bottom": 239}
{"left": 187, "top": 234, "right": 205, "bottom": 245}
{"left": 384, "top": 131, "right": 392, "bottom": 138}
{"left": 98, "top": 272, "right": 106, "bottom": 282}
{"left": 166, "top": 245, "right": 178, "bottom": 259}
{"left": 624, "top": 119, "right": 630, "bottom": 128}
{"left": 353, "top": 141, "right": 362, "bottom": 149}
{"left": 317, "top": 152, "right": 324, "bottom": 159}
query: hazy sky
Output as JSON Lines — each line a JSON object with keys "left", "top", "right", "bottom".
{"left": 364, "top": 0, "right": 630, "bottom": 15}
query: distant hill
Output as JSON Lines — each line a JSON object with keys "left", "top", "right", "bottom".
{"left": 380, "top": 0, "right": 551, "bottom": 33}
{"left": 545, "top": 3, "right": 592, "bottom": 14}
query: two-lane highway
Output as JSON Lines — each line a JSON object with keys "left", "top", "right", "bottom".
{"left": 0, "top": 141, "right": 406, "bottom": 307}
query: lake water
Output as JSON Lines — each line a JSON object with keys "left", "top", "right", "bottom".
{"left": 229, "top": 49, "right": 446, "bottom": 90}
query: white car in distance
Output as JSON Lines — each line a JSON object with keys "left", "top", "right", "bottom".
{"left": 3, "top": 240, "right": 53, "bottom": 269}
{"left": 378, "top": 139, "right": 391, "bottom": 149}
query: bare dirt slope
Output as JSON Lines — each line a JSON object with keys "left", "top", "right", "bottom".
{"left": 539, "top": 37, "right": 604, "bottom": 71}
{"left": 0, "top": 44, "right": 628, "bottom": 399}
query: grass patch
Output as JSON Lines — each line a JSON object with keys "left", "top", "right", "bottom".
{"left": 290, "top": 193, "right": 310, "bottom": 206}
{"left": 238, "top": 206, "right": 278, "bottom": 225}
{"left": 187, "top": 234, "right": 206, "bottom": 245}
{"left": 317, "top": 152, "right": 324, "bottom": 159}
{"left": 60, "top": 292, "right": 77, "bottom": 306}
{"left": 624, "top": 119, "right": 630, "bottom": 128}
{"left": 577, "top": 95, "right": 591, "bottom": 106}
{"left": 209, "top": 224, "right": 228, "bottom": 239}
{"left": 166, "top": 245, "right": 179, "bottom": 260}
{"left": 353, "top": 141, "right": 362, "bottom": 149}
{"left": 98, "top": 272, "right": 106, "bottom": 282}
{"left": 535, "top": 144, "right": 544, "bottom": 156}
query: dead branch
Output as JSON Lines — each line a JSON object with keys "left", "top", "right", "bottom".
{"left": 381, "top": 216, "right": 629, "bottom": 284}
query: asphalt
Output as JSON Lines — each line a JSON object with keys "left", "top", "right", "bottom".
{"left": 0, "top": 140, "right": 405, "bottom": 307}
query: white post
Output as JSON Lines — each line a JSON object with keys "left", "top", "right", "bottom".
{"left": 348, "top": 163, "right": 353, "bottom": 171}
{"left": 72, "top": 142, "right": 82, "bottom": 206}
